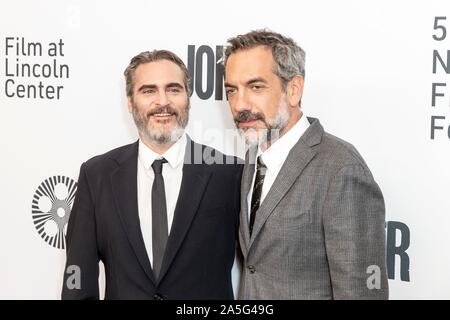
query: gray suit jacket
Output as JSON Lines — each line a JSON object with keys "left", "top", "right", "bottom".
{"left": 238, "top": 117, "right": 388, "bottom": 300}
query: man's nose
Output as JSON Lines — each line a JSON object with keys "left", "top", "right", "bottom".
{"left": 233, "top": 90, "right": 250, "bottom": 113}
{"left": 156, "top": 91, "right": 169, "bottom": 106}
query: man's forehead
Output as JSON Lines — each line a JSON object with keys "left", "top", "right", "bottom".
{"left": 225, "top": 46, "right": 276, "bottom": 81}
{"left": 135, "top": 60, "right": 183, "bottom": 78}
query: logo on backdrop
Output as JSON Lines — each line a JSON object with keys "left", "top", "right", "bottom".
{"left": 187, "top": 45, "right": 225, "bottom": 101}
{"left": 31, "top": 176, "right": 77, "bottom": 249}
{"left": 386, "top": 221, "right": 410, "bottom": 282}
{"left": 3, "top": 36, "right": 70, "bottom": 100}
{"left": 430, "top": 16, "right": 450, "bottom": 140}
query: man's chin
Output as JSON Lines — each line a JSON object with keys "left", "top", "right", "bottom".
{"left": 146, "top": 117, "right": 180, "bottom": 133}
{"left": 148, "top": 117, "right": 176, "bottom": 126}
{"left": 153, "top": 126, "right": 184, "bottom": 141}
{"left": 241, "top": 129, "right": 265, "bottom": 147}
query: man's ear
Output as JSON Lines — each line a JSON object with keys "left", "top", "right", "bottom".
{"left": 288, "top": 75, "right": 304, "bottom": 108}
{"left": 127, "top": 97, "right": 133, "bottom": 113}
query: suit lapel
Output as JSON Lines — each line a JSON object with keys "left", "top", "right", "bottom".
{"left": 248, "top": 118, "right": 324, "bottom": 250}
{"left": 110, "top": 141, "right": 156, "bottom": 284}
{"left": 157, "top": 139, "right": 212, "bottom": 284}
{"left": 239, "top": 147, "right": 257, "bottom": 257}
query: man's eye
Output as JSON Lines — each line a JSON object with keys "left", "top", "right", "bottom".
{"left": 168, "top": 87, "right": 181, "bottom": 93}
{"left": 143, "top": 89, "right": 155, "bottom": 94}
{"left": 251, "top": 85, "right": 264, "bottom": 90}
{"left": 225, "top": 88, "right": 236, "bottom": 95}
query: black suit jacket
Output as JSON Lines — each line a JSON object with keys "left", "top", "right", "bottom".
{"left": 62, "top": 138, "right": 243, "bottom": 299}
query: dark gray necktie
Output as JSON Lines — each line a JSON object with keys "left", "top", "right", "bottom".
{"left": 249, "top": 156, "right": 267, "bottom": 236}
{"left": 151, "top": 158, "right": 168, "bottom": 280}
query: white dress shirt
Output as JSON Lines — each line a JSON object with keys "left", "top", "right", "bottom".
{"left": 247, "top": 115, "right": 310, "bottom": 220}
{"left": 137, "top": 134, "right": 187, "bottom": 265}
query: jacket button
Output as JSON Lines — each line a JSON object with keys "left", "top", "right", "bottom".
{"left": 154, "top": 293, "right": 165, "bottom": 300}
{"left": 248, "top": 265, "right": 256, "bottom": 274}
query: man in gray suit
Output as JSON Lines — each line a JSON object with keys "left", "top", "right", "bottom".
{"left": 223, "top": 30, "right": 388, "bottom": 299}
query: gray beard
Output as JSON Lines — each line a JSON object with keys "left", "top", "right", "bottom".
{"left": 241, "top": 98, "right": 290, "bottom": 147}
{"left": 131, "top": 102, "right": 190, "bottom": 145}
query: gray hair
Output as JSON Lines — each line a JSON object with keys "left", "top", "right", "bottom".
{"left": 224, "top": 29, "right": 306, "bottom": 91}
{"left": 124, "top": 49, "right": 191, "bottom": 98}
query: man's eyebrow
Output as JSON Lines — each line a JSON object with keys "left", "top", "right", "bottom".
{"left": 166, "top": 82, "right": 184, "bottom": 89}
{"left": 137, "top": 83, "right": 185, "bottom": 92}
{"left": 137, "top": 84, "right": 157, "bottom": 92}
{"left": 224, "top": 82, "right": 237, "bottom": 88}
{"left": 224, "top": 77, "right": 268, "bottom": 88}
{"left": 246, "top": 77, "right": 268, "bottom": 85}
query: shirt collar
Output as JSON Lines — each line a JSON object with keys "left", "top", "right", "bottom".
{"left": 138, "top": 133, "right": 187, "bottom": 170}
{"left": 257, "top": 113, "right": 310, "bottom": 171}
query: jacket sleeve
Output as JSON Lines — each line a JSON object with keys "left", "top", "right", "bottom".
{"left": 323, "top": 164, "right": 389, "bottom": 299}
{"left": 61, "top": 163, "right": 100, "bottom": 300}
{"left": 234, "top": 164, "right": 244, "bottom": 240}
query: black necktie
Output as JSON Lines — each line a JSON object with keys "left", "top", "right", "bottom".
{"left": 249, "top": 156, "right": 267, "bottom": 236}
{"left": 151, "top": 158, "right": 168, "bottom": 280}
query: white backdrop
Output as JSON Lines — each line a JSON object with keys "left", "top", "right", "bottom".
{"left": 1, "top": 0, "right": 449, "bottom": 299}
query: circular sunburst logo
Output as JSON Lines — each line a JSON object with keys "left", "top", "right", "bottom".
{"left": 31, "top": 176, "right": 77, "bottom": 249}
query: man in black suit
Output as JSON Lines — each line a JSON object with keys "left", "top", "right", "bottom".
{"left": 62, "top": 50, "right": 242, "bottom": 300}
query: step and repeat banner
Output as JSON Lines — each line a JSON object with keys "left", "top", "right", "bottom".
{"left": 1, "top": 0, "right": 449, "bottom": 299}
